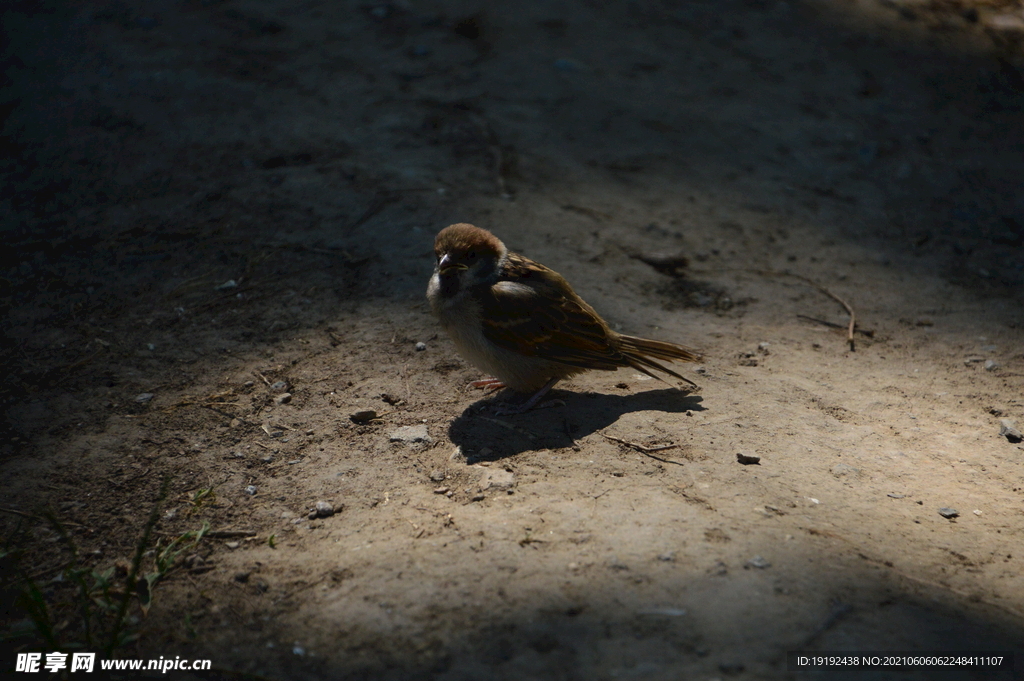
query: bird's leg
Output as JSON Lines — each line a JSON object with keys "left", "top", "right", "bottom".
{"left": 494, "top": 377, "right": 561, "bottom": 415}
{"left": 469, "top": 377, "right": 506, "bottom": 392}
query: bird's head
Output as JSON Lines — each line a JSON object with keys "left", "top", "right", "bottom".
{"left": 433, "top": 223, "right": 506, "bottom": 291}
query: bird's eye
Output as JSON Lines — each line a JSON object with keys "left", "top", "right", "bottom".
{"left": 466, "top": 250, "right": 477, "bottom": 260}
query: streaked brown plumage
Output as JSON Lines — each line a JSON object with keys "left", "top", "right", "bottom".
{"left": 426, "top": 223, "right": 700, "bottom": 410}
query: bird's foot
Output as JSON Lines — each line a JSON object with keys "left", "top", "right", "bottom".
{"left": 491, "top": 378, "right": 561, "bottom": 415}
{"left": 469, "top": 377, "right": 506, "bottom": 392}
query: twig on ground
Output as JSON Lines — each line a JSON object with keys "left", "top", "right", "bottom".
{"left": 797, "top": 277, "right": 857, "bottom": 351}
{"left": 599, "top": 432, "right": 685, "bottom": 466}
{"left": 0, "top": 507, "right": 35, "bottom": 519}
{"left": 205, "top": 529, "right": 258, "bottom": 539}
{"left": 797, "top": 315, "right": 874, "bottom": 338}
{"left": 691, "top": 268, "right": 859, "bottom": 351}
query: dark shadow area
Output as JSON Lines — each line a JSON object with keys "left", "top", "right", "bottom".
{"left": 448, "top": 387, "right": 705, "bottom": 459}
{"left": 3, "top": 0, "right": 1023, "bottom": 440}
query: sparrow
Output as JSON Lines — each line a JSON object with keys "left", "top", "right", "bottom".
{"left": 427, "top": 223, "right": 701, "bottom": 412}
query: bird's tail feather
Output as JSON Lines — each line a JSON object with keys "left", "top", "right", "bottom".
{"left": 619, "top": 335, "right": 701, "bottom": 389}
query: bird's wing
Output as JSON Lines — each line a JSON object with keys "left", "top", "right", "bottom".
{"left": 477, "top": 254, "right": 624, "bottom": 370}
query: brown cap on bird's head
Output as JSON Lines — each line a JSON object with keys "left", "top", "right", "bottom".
{"left": 434, "top": 224, "right": 505, "bottom": 260}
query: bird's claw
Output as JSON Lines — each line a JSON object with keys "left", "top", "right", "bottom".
{"left": 469, "top": 377, "right": 506, "bottom": 392}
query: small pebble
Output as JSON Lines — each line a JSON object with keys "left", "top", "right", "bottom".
{"left": 389, "top": 424, "right": 432, "bottom": 444}
{"left": 429, "top": 469, "right": 445, "bottom": 482}
{"left": 216, "top": 279, "right": 238, "bottom": 290}
{"left": 831, "top": 463, "right": 858, "bottom": 477}
{"left": 244, "top": 380, "right": 255, "bottom": 388}
{"left": 225, "top": 541, "right": 240, "bottom": 549}
{"left": 747, "top": 555, "right": 771, "bottom": 569}
{"left": 632, "top": 251, "right": 689, "bottom": 276}
{"left": 314, "top": 501, "right": 335, "bottom": 518}
{"left": 274, "top": 393, "right": 292, "bottom": 405}
{"left": 984, "top": 359, "right": 999, "bottom": 371}
{"left": 999, "top": 419, "right": 1022, "bottom": 443}
{"left": 938, "top": 507, "right": 959, "bottom": 519}
{"left": 887, "top": 493, "right": 907, "bottom": 499}
{"left": 973, "top": 509, "right": 982, "bottom": 516}
{"left": 233, "top": 571, "right": 251, "bottom": 583}
{"left": 433, "top": 486, "right": 449, "bottom": 494}
{"left": 292, "top": 645, "right": 306, "bottom": 656}
{"left": 757, "top": 342, "right": 771, "bottom": 355}
{"left": 415, "top": 342, "right": 427, "bottom": 351}
{"left": 736, "top": 453, "right": 761, "bottom": 465}
{"left": 350, "top": 409, "right": 377, "bottom": 423}
{"left": 135, "top": 393, "right": 154, "bottom": 403}
{"left": 480, "top": 468, "right": 515, "bottom": 489}
{"left": 270, "top": 380, "right": 288, "bottom": 392}
{"left": 244, "top": 485, "right": 258, "bottom": 496}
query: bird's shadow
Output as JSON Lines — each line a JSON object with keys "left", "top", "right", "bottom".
{"left": 447, "top": 387, "right": 706, "bottom": 461}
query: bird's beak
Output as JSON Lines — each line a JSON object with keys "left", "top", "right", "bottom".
{"left": 438, "top": 253, "right": 468, "bottom": 275}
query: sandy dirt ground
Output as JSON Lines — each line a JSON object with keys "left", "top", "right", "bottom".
{"left": 3, "top": 0, "right": 1024, "bottom": 679}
